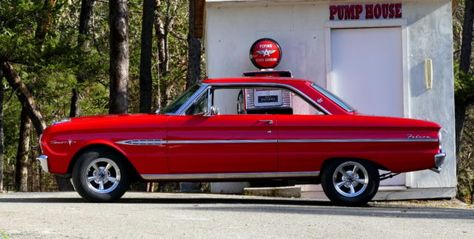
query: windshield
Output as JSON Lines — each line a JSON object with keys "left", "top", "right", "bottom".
{"left": 311, "top": 83, "right": 354, "bottom": 112}
{"left": 161, "top": 84, "right": 201, "bottom": 114}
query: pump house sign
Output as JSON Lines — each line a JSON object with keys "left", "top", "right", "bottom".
{"left": 329, "top": 3, "right": 402, "bottom": 20}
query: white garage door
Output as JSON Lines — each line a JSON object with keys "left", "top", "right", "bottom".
{"left": 329, "top": 27, "right": 404, "bottom": 186}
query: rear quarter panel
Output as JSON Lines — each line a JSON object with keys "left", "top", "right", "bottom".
{"left": 276, "top": 114, "right": 440, "bottom": 173}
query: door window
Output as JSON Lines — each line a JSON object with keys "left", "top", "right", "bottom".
{"left": 185, "top": 90, "right": 209, "bottom": 115}
{"left": 204, "top": 86, "right": 325, "bottom": 115}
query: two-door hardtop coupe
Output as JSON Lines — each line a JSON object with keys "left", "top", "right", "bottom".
{"left": 38, "top": 77, "right": 445, "bottom": 206}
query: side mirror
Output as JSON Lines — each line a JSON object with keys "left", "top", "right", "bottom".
{"left": 204, "top": 106, "right": 219, "bottom": 117}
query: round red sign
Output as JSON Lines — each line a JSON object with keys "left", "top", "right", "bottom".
{"left": 249, "top": 38, "right": 282, "bottom": 69}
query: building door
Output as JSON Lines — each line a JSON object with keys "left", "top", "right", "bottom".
{"left": 329, "top": 27, "right": 404, "bottom": 186}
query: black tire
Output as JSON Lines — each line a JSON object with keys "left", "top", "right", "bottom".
{"left": 72, "top": 148, "right": 130, "bottom": 202}
{"left": 321, "top": 159, "right": 379, "bottom": 206}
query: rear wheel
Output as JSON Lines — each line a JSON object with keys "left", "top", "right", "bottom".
{"left": 72, "top": 149, "right": 130, "bottom": 202}
{"left": 321, "top": 159, "right": 379, "bottom": 206}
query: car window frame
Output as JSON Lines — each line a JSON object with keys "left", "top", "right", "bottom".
{"left": 167, "top": 84, "right": 209, "bottom": 115}
{"left": 179, "top": 83, "right": 331, "bottom": 116}
{"left": 185, "top": 88, "right": 212, "bottom": 115}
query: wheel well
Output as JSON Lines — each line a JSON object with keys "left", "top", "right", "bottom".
{"left": 68, "top": 144, "right": 141, "bottom": 181}
{"left": 321, "top": 157, "right": 388, "bottom": 173}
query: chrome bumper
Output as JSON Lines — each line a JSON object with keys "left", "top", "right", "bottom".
{"left": 36, "top": 155, "right": 49, "bottom": 173}
{"left": 430, "top": 151, "right": 446, "bottom": 173}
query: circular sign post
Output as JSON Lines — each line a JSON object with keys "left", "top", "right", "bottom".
{"left": 249, "top": 38, "right": 282, "bottom": 69}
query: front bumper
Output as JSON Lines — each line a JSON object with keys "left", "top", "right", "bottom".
{"left": 37, "top": 155, "right": 49, "bottom": 173}
{"left": 430, "top": 151, "right": 446, "bottom": 173}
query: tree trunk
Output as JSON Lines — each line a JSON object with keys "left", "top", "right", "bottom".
{"left": 70, "top": 0, "right": 96, "bottom": 118}
{"left": 15, "top": 108, "right": 31, "bottom": 192}
{"left": 36, "top": 0, "right": 57, "bottom": 43}
{"left": 109, "top": 0, "right": 129, "bottom": 114}
{"left": 186, "top": 0, "right": 204, "bottom": 89}
{"left": 78, "top": 0, "right": 95, "bottom": 50}
{"left": 460, "top": 0, "right": 473, "bottom": 73}
{"left": 0, "top": 73, "right": 4, "bottom": 192}
{"left": 139, "top": 0, "right": 155, "bottom": 113}
{"left": 155, "top": 12, "right": 167, "bottom": 108}
{"left": 1, "top": 62, "right": 46, "bottom": 136}
{"left": 455, "top": 101, "right": 467, "bottom": 156}
{"left": 455, "top": 0, "right": 474, "bottom": 154}
{"left": 69, "top": 88, "right": 79, "bottom": 117}
{"left": 186, "top": 36, "right": 201, "bottom": 88}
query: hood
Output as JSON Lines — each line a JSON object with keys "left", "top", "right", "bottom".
{"left": 46, "top": 113, "right": 167, "bottom": 133}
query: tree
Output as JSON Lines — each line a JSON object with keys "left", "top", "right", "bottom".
{"left": 109, "top": 0, "right": 130, "bottom": 114}
{"left": 0, "top": 0, "right": 190, "bottom": 192}
{"left": 1, "top": 62, "right": 46, "bottom": 136}
{"left": 70, "top": 0, "right": 96, "bottom": 117}
{"left": 0, "top": 72, "right": 4, "bottom": 192}
{"left": 78, "top": 0, "right": 96, "bottom": 50}
{"left": 15, "top": 108, "right": 31, "bottom": 192}
{"left": 36, "top": 0, "right": 58, "bottom": 45}
{"left": 455, "top": 0, "right": 474, "bottom": 154}
{"left": 186, "top": 0, "right": 204, "bottom": 89}
{"left": 155, "top": 0, "right": 181, "bottom": 108}
{"left": 139, "top": 0, "right": 155, "bottom": 113}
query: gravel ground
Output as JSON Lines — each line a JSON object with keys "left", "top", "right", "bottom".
{"left": 0, "top": 192, "right": 473, "bottom": 239}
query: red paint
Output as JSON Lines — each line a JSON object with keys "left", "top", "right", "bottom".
{"left": 40, "top": 77, "right": 442, "bottom": 178}
{"left": 249, "top": 38, "right": 282, "bottom": 69}
{"left": 330, "top": 3, "right": 402, "bottom": 20}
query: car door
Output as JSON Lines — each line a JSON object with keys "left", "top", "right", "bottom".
{"left": 276, "top": 114, "right": 328, "bottom": 173}
{"left": 166, "top": 114, "right": 277, "bottom": 174}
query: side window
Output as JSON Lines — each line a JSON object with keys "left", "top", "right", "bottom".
{"left": 212, "top": 86, "right": 325, "bottom": 115}
{"left": 185, "top": 91, "right": 208, "bottom": 115}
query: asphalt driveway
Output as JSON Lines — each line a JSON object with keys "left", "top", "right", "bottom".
{"left": 0, "top": 192, "right": 473, "bottom": 239}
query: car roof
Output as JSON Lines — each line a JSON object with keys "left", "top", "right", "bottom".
{"left": 202, "top": 77, "right": 312, "bottom": 86}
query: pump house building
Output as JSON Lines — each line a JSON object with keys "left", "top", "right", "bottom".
{"left": 204, "top": 0, "right": 456, "bottom": 200}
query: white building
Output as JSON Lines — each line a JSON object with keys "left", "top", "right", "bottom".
{"left": 204, "top": 0, "right": 456, "bottom": 200}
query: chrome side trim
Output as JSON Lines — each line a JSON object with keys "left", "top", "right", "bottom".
{"left": 166, "top": 139, "right": 278, "bottom": 144}
{"left": 279, "top": 138, "right": 439, "bottom": 143}
{"left": 141, "top": 171, "right": 320, "bottom": 180}
{"left": 116, "top": 138, "right": 437, "bottom": 146}
{"left": 116, "top": 139, "right": 165, "bottom": 146}
{"left": 36, "top": 155, "right": 49, "bottom": 173}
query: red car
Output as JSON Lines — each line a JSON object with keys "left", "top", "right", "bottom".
{"left": 38, "top": 77, "right": 445, "bottom": 206}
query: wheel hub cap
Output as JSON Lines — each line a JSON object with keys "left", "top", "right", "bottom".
{"left": 332, "top": 161, "right": 369, "bottom": 198}
{"left": 85, "top": 158, "right": 121, "bottom": 194}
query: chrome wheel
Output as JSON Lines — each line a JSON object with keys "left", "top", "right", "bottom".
{"left": 85, "top": 158, "right": 121, "bottom": 194}
{"left": 332, "top": 161, "right": 369, "bottom": 198}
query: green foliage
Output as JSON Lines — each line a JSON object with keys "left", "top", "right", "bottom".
{"left": 457, "top": 106, "right": 474, "bottom": 203}
{"left": 0, "top": 0, "right": 191, "bottom": 191}
{"left": 454, "top": 61, "right": 474, "bottom": 101}
{"left": 453, "top": 0, "right": 474, "bottom": 204}
{"left": 0, "top": 228, "right": 9, "bottom": 239}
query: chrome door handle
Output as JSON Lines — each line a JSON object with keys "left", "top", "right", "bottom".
{"left": 258, "top": 120, "right": 273, "bottom": 125}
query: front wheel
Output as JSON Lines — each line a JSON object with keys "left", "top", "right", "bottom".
{"left": 321, "top": 159, "right": 379, "bottom": 206}
{"left": 72, "top": 149, "right": 130, "bottom": 202}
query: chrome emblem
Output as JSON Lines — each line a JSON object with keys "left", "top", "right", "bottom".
{"left": 407, "top": 134, "right": 431, "bottom": 140}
